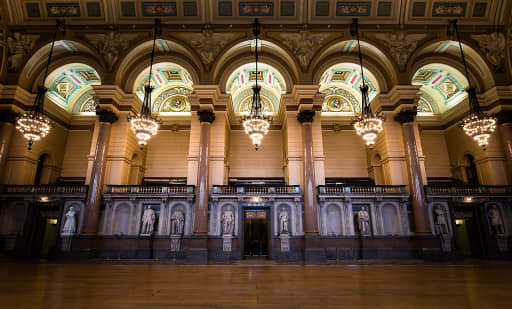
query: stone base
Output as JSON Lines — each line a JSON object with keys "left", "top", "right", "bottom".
{"left": 279, "top": 235, "right": 290, "bottom": 252}
{"left": 170, "top": 235, "right": 181, "bottom": 252}
{"left": 222, "top": 235, "right": 233, "bottom": 252}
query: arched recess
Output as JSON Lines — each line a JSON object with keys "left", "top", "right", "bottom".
{"left": 382, "top": 204, "right": 400, "bottom": 235}
{"left": 312, "top": 40, "right": 398, "bottom": 91}
{"left": 317, "top": 62, "right": 381, "bottom": 114}
{"left": 408, "top": 40, "right": 495, "bottom": 91}
{"left": 18, "top": 39, "right": 105, "bottom": 91}
{"left": 34, "top": 153, "right": 54, "bottom": 185}
{"left": 326, "top": 204, "right": 342, "bottom": 236}
{"left": 411, "top": 63, "right": 468, "bottom": 115}
{"left": 130, "top": 62, "right": 194, "bottom": 114}
{"left": 40, "top": 63, "right": 102, "bottom": 114}
{"left": 128, "top": 154, "right": 144, "bottom": 185}
{"left": 225, "top": 62, "right": 287, "bottom": 116}
{"left": 117, "top": 39, "right": 201, "bottom": 90}
{"left": 113, "top": 204, "right": 131, "bottom": 235}
{"left": 371, "top": 154, "right": 385, "bottom": 185}
{"left": 214, "top": 39, "right": 298, "bottom": 91}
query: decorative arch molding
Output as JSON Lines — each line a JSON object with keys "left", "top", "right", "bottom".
{"left": 122, "top": 56, "right": 200, "bottom": 94}
{"left": 19, "top": 39, "right": 104, "bottom": 90}
{"left": 407, "top": 40, "right": 495, "bottom": 91}
{"left": 312, "top": 39, "right": 399, "bottom": 89}
{"left": 213, "top": 39, "right": 299, "bottom": 87}
{"left": 116, "top": 39, "right": 202, "bottom": 89}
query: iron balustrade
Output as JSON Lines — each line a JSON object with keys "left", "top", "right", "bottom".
{"left": 2, "top": 185, "right": 88, "bottom": 194}
{"left": 318, "top": 185, "right": 407, "bottom": 195}
{"left": 211, "top": 185, "right": 301, "bottom": 195}
{"left": 424, "top": 185, "right": 512, "bottom": 195}
{"left": 105, "top": 185, "right": 195, "bottom": 195}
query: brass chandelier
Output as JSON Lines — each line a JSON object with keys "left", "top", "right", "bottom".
{"left": 449, "top": 20, "right": 496, "bottom": 151}
{"left": 241, "top": 19, "right": 271, "bottom": 151}
{"left": 351, "top": 19, "right": 383, "bottom": 148}
{"left": 129, "top": 19, "right": 161, "bottom": 149}
{"left": 16, "top": 21, "right": 64, "bottom": 150}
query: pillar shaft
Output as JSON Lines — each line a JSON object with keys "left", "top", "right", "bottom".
{"left": 82, "top": 110, "right": 117, "bottom": 235}
{"left": 298, "top": 110, "right": 319, "bottom": 236}
{"left": 0, "top": 122, "right": 14, "bottom": 181}
{"left": 396, "top": 109, "right": 430, "bottom": 234}
{"left": 193, "top": 110, "right": 215, "bottom": 235}
{"left": 499, "top": 124, "right": 512, "bottom": 179}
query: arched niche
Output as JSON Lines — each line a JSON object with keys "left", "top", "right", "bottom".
{"left": 326, "top": 204, "right": 342, "bottom": 236}
{"left": 408, "top": 40, "right": 494, "bottom": 91}
{"left": 112, "top": 204, "right": 132, "bottom": 236}
{"left": 381, "top": 204, "right": 400, "bottom": 236}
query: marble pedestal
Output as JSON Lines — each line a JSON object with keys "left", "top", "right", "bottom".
{"left": 497, "top": 236, "right": 508, "bottom": 252}
{"left": 60, "top": 235, "right": 73, "bottom": 252}
{"left": 171, "top": 235, "right": 182, "bottom": 252}
{"left": 222, "top": 235, "right": 233, "bottom": 252}
{"left": 280, "top": 234, "right": 290, "bottom": 252}
{"left": 440, "top": 234, "right": 452, "bottom": 252}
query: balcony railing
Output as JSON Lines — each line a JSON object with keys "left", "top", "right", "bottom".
{"left": 318, "top": 185, "right": 407, "bottom": 195}
{"left": 105, "top": 185, "right": 195, "bottom": 195}
{"left": 211, "top": 185, "right": 301, "bottom": 195}
{"left": 2, "top": 185, "right": 88, "bottom": 194}
{"left": 425, "top": 185, "right": 512, "bottom": 195}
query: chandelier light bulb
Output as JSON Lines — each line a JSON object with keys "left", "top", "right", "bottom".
{"left": 354, "top": 114, "right": 383, "bottom": 148}
{"left": 129, "top": 114, "right": 160, "bottom": 149}
{"left": 461, "top": 113, "right": 496, "bottom": 151}
{"left": 16, "top": 112, "right": 51, "bottom": 151}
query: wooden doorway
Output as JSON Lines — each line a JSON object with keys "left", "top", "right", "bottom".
{"left": 243, "top": 208, "right": 270, "bottom": 257}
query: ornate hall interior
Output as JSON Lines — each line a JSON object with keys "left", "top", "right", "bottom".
{"left": 0, "top": 0, "right": 511, "bottom": 264}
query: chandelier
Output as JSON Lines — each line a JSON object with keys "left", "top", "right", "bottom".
{"left": 241, "top": 18, "right": 271, "bottom": 151}
{"left": 449, "top": 20, "right": 496, "bottom": 150}
{"left": 351, "top": 19, "right": 383, "bottom": 148}
{"left": 129, "top": 19, "right": 161, "bottom": 149}
{"left": 16, "top": 21, "right": 64, "bottom": 150}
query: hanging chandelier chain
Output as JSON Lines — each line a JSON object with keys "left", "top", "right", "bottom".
{"left": 351, "top": 18, "right": 370, "bottom": 116}
{"left": 142, "top": 19, "right": 161, "bottom": 117}
{"left": 42, "top": 20, "right": 64, "bottom": 87}
{"left": 252, "top": 18, "right": 261, "bottom": 114}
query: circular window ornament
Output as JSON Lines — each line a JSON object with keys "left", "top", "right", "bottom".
{"left": 161, "top": 95, "right": 187, "bottom": 112}
{"left": 326, "top": 96, "right": 352, "bottom": 112}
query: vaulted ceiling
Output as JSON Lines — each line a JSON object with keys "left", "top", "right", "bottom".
{"left": 1, "top": 0, "right": 509, "bottom": 26}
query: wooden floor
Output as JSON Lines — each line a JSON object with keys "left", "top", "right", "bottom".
{"left": 0, "top": 261, "right": 511, "bottom": 309}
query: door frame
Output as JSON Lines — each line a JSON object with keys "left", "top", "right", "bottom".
{"left": 242, "top": 206, "right": 272, "bottom": 258}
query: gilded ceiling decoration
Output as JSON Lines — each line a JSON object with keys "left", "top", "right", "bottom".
{"left": 368, "top": 32, "right": 426, "bottom": 69}
{"left": 84, "top": 32, "right": 145, "bottom": 71}
{"left": 470, "top": 32, "right": 506, "bottom": 71}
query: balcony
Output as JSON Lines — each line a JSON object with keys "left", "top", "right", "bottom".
{"left": 211, "top": 185, "right": 301, "bottom": 196}
{"left": 424, "top": 185, "right": 512, "bottom": 196}
{"left": 318, "top": 185, "right": 408, "bottom": 196}
{"left": 104, "top": 185, "right": 195, "bottom": 198}
{"left": 1, "top": 185, "right": 89, "bottom": 200}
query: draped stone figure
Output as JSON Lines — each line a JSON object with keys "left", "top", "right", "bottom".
{"left": 434, "top": 206, "right": 448, "bottom": 235}
{"left": 279, "top": 209, "right": 289, "bottom": 235}
{"left": 488, "top": 206, "right": 505, "bottom": 235}
{"left": 171, "top": 209, "right": 185, "bottom": 235}
{"left": 222, "top": 209, "right": 234, "bottom": 235}
{"left": 141, "top": 206, "right": 156, "bottom": 235}
{"left": 357, "top": 207, "right": 370, "bottom": 236}
{"left": 62, "top": 206, "right": 77, "bottom": 235}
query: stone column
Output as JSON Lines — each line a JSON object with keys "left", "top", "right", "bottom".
{"left": 298, "top": 110, "right": 319, "bottom": 236}
{"left": 0, "top": 111, "right": 16, "bottom": 182}
{"left": 82, "top": 109, "right": 118, "bottom": 235}
{"left": 193, "top": 110, "right": 215, "bottom": 235}
{"left": 496, "top": 111, "right": 512, "bottom": 182}
{"left": 395, "top": 109, "right": 431, "bottom": 234}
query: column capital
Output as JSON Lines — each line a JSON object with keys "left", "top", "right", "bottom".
{"left": 394, "top": 107, "right": 417, "bottom": 124}
{"left": 494, "top": 110, "right": 512, "bottom": 125}
{"left": 297, "top": 110, "right": 315, "bottom": 124}
{"left": 0, "top": 110, "right": 18, "bottom": 124}
{"left": 96, "top": 108, "right": 118, "bottom": 123}
{"left": 197, "top": 110, "right": 215, "bottom": 124}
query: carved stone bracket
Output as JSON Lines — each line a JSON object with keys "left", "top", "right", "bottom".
{"left": 96, "top": 108, "right": 118, "bottom": 123}
{"left": 197, "top": 110, "right": 215, "bottom": 123}
{"left": 494, "top": 110, "right": 512, "bottom": 125}
{"left": 394, "top": 108, "right": 417, "bottom": 124}
{"left": 0, "top": 110, "right": 18, "bottom": 124}
{"left": 297, "top": 110, "right": 315, "bottom": 124}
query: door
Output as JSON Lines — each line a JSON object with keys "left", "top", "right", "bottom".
{"left": 454, "top": 208, "right": 484, "bottom": 258}
{"left": 243, "top": 209, "right": 269, "bottom": 257}
{"left": 27, "top": 207, "right": 59, "bottom": 258}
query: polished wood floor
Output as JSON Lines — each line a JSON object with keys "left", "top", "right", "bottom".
{"left": 0, "top": 261, "right": 511, "bottom": 309}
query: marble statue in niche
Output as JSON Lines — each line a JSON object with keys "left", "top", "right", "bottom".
{"left": 222, "top": 208, "right": 235, "bottom": 236}
{"left": 141, "top": 206, "right": 156, "bottom": 235}
{"left": 171, "top": 208, "right": 185, "bottom": 235}
{"left": 488, "top": 206, "right": 505, "bottom": 235}
{"left": 357, "top": 206, "right": 370, "bottom": 236}
{"left": 279, "top": 208, "right": 289, "bottom": 235}
{"left": 433, "top": 206, "right": 449, "bottom": 235}
{"left": 62, "top": 206, "right": 77, "bottom": 235}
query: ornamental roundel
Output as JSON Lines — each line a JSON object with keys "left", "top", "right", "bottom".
{"left": 161, "top": 95, "right": 187, "bottom": 112}
{"left": 325, "top": 96, "right": 352, "bottom": 112}
{"left": 239, "top": 95, "right": 274, "bottom": 113}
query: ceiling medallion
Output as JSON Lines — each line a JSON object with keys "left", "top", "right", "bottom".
{"left": 241, "top": 19, "right": 271, "bottom": 151}
{"left": 448, "top": 20, "right": 496, "bottom": 151}
{"left": 16, "top": 21, "right": 64, "bottom": 150}
{"left": 128, "top": 19, "right": 161, "bottom": 149}
{"left": 351, "top": 19, "right": 383, "bottom": 148}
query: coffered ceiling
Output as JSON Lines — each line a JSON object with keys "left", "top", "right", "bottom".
{"left": 1, "top": 0, "right": 509, "bottom": 26}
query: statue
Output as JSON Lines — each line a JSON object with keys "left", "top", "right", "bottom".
{"left": 7, "top": 32, "right": 39, "bottom": 71}
{"left": 488, "top": 206, "right": 505, "bottom": 235}
{"left": 141, "top": 206, "right": 156, "bottom": 235}
{"left": 433, "top": 206, "right": 448, "bottom": 235}
{"left": 471, "top": 32, "right": 506, "bottom": 70}
{"left": 85, "top": 31, "right": 142, "bottom": 71}
{"left": 357, "top": 206, "right": 370, "bottom": 235}
{"left": 279, "top": 209, "right": 289, "bottom": 235}
{"left": 171, "top": 208, "right": 185, "bottom": 235}
{"left": 221, "top": 209, "right": 234, "bottom": 235}
{"left": 62, "top": 206, "right": 77, "bottom": 235}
